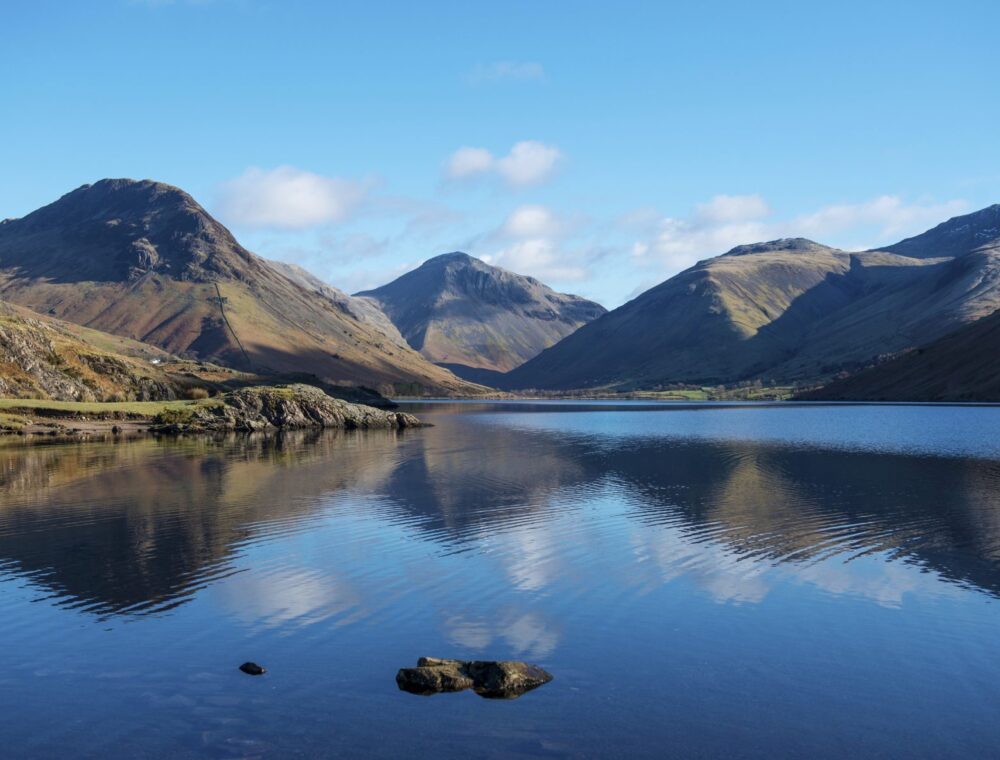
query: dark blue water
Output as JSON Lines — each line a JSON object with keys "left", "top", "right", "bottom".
{"left": 2, "top": 401, "right": 1000, "bottom": 757}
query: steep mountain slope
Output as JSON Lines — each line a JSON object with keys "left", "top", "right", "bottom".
{"left": 505, "top": 206, "right": 1000, "bottom": 391}
{"left": 266, "top": 260, "right": 411, "bottom": 353}
{"left": 798, "top": 308, "right": 1000, "bottom": 401}
{"left": 355, "top": 252, "right": 606, "bottom": 376}
{"left": 0, "top": 180, "right": 479, "bottom": 395}
{"left": 0, "top": 301, "right": 179, "bottom": 401}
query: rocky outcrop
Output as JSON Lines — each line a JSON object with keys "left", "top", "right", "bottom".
{"left": 0, "top": 309, "right": 178, "bottom": 402}
{"left": 153, "top": 384, "right": 422, "bottom": 433}
{"left": 396, "top": 657, "right": 553, "bottom": 699}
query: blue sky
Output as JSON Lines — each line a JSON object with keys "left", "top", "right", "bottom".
{"left": 3, "top": 0, "right": 998, "bottom": 307}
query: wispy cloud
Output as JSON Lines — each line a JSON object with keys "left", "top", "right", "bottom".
{"left": 444, "top": 140, "right": 563, "bottom": 187}
{"left": 629, "top": 194, "right": 969, "bottom": 277}
{"left": 465, "top": 61, "right": 546, "bottom": 85}
{"left": 216, "top": 166, "right": 371, "bottom": 229}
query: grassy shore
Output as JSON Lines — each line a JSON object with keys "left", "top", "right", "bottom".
{"left": 0, "top": 397, "right": 224, "bottom": 434}
{"left": 0, "top": 397, "right": 222, "bottom": 416}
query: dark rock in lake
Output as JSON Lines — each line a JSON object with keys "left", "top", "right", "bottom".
{"left": 239, "top": 661, "right": 266, "bottom": 676}
{"left": 465, "top": 660, "right": 554, "bottom": 699}
{"left": 396, "top": 657, "right": 553, "bottom": 699}
{"left": 396, "top": 658, "right": 473, "bottom": 694}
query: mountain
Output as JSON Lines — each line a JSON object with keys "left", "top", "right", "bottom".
{"left": 798, "top": 307, "right": 1000, "bottom": 401}
{"left": 0, "top": 300, "right": 179, "bottom": 401}
{"left": 0, "top": 179, "right": 480, "bottom": 396}
{"left": 355, "top": 252, "right": 606, "bottom": 379}
{"left": 504, "top": 206, "right": 1000, "bottom": 391}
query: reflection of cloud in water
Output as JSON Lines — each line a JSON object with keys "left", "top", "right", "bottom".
{"left": 444, "top": 610, "right": 559, "bottom": 658}
{"left": 794, "top": 558, "right": 961, "bottom": 608}
{"left": 217, "top": 567, "right": 362, "bottom": 629}
{"left": 493, "top": 523, "right": 561, "bottom": 592}
{"left": 630, "top": 526, "right": 770, "bottom": 604}
{"left": 631, "top": 521, "right": 963, "bottom": 608}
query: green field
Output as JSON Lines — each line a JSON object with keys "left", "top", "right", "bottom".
{"left": 627, "top": 386, "right": 795, "bottom": 401}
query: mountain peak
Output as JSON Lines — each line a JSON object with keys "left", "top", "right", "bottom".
{"left": 1, "top": 177, "right": 251, "bottom": 282}
{"left": 58, "top": 178, "right": 201, "bottom": 215}
{"left": 426, "top": 251, "right": 476, "bottom": 264}
{"left": 723, "top": 238, "right": 828, "bottom": 257}
{"left": 356, "top": 253, "right": 606, "bottom": 373}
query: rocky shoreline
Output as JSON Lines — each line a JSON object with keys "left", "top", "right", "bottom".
{"left": 150, "top": 384, "right": 422, "bottom": 433}
{"left": 0, "top": 384, "right": 424, "bottom": 439}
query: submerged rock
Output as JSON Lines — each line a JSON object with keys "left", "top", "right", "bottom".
{"left": 396, "top": 657, "right": 552, "bottom": 699}
{"left": 239, "top": 661, "right": 266, "bottom": 676}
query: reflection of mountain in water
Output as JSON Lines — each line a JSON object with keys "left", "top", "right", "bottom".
{"left": 0, "top": 432, "right": 405, "bottom": 615}
{"left": 2, "top": 410, "right": 1000, "bottom": 617}
{"left": 374, "top": 413, "right": 1000, "bottom": 599}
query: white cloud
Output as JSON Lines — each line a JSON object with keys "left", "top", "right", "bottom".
{"left": 501, "top": 204, "right": 563, "bottom": 238}
{"left": 791, "top": 195, "right": 968, "bottom": 240}
{"left": 496, "top": 141, "right": 562, "bottom": 186}
{"left": 695, "top": 194, "right": 770, "bottom": 224}
{"left": 630, "top": 194, "right": 969, "bottom": 278}
{"left": 481, "top": 204, "right": 593, "bottom": 282}
{"left": 444, "top": 140, "right": 563, "bottom": 187}
{"left": 445, "top": 147, "right": 495, "bottom": 180}
{"left": 466, "top": 61, "right": 546, "bottom": 85}
{"left": 216, "top": 165, "right": 369, "bottom": 229}
{"left": 483, "top": 239, "right": 588, "bottom": 282}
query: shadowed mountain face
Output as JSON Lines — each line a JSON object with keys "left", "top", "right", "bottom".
{"left": 504, "top": 207, "right": 1000, "bottom": 391}
{"left": 800, "top": 306, "right": 1000, "bottom": 401}
{"left": 355, "top": 252, "right": 606, "bottom": 375}
{"left": 0, "top": 180, "right": 480, "bottom": 395}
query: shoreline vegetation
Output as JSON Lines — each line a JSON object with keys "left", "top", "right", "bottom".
{"left": 397, "top": 383, "right": 799, "bottom": 403}
{"left": 6, "top": 380, "right": 994, "bottom": 443}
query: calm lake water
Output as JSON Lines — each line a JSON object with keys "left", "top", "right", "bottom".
{"left": 3, "top": 401, "right": 1000, "bottom": 758}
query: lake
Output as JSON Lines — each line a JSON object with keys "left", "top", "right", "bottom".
{"left": 2, "top": 401, "right": 1000, "bottom": 758}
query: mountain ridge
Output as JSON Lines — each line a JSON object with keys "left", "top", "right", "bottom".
{"left": 503, "top": 205, "right": 1000, "bottom": 391}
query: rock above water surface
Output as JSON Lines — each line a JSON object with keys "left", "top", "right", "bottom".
{"left": 396, "top": 657, "right": 553, "bottom": 699}
{"left": 396, "top": 658, "right": 473, "bottom": 694}
{"left": 239, "top": 661, "right": 266, "bottom": 676}
{"left": 153, "top": 383, "right": 424, "bottom": 433}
